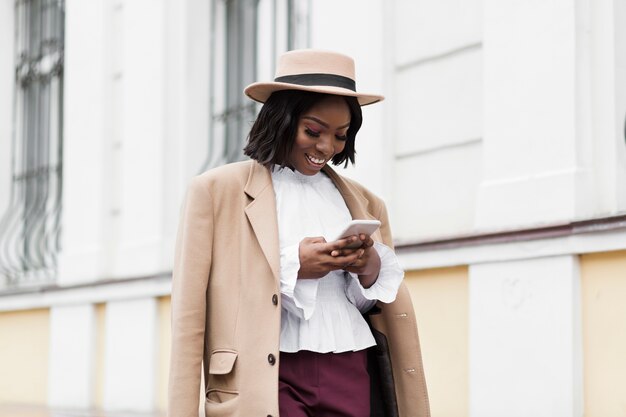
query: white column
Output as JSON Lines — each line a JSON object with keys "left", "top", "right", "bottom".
{"left": 103, "top": 298, "right": 157, "bottom": 412}
{"left": 106, "top": 0, "right": 167, "bottom": 278}
{"left": 160, "top": 0, "right": 211, "bottom": 269}
{"left": 59, "top": 0, "right": 108, "bottom": 284}
{"left": 62, "top": 0, "right": 187, "bottom": 282}
{"left": 609, "top": 0, "right": 626, "bottom": 210}
{"left": 477, "top": 0, "right": 593, "bottom": 229}
{"left": 48, "top": 304, "right": 96, "bottom": 408}
{"left": 469, "top": 256, "right": 582, "bottom": 417}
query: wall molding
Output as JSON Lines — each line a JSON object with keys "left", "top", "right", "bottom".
{"left": 396, "top": 213, "right": 626, "bottom": 270}
{"left": 0, "top": 273, "right": 171, "bottom": 312}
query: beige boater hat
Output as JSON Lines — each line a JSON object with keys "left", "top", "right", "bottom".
{"left": 244, "top": 49, "right": 384, "bottom": 106}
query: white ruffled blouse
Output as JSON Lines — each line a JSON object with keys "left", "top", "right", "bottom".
{"left": 271, "top": 166, "right": 404, "bottom": 353}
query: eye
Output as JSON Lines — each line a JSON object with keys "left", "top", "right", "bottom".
{"left": 304, "top": 127, "right": 320, "bottom": 138}
{"left": 335, "top": 134, "right": 348, "bottom": 142}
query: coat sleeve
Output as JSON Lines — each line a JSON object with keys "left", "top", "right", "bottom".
{"left": 168, "top": 176, "right": 214, "bottom": 417}
{"left": 377, "top": 200, "right": 395, "bottom": 250}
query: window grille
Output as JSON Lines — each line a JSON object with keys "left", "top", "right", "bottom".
{"left": 0, "top": 0, "right": 64, "bottom": 288}
{"left": 199, "top": 0, "right": 259, "bottom": 172}
{"left": 223, "top": 0, "right": 259, "bottom": 163}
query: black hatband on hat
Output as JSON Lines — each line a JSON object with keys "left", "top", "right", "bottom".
{"left": 274, "top": 73, "right": 356, "bottom": 92}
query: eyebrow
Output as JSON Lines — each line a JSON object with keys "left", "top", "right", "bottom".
{"left": 302, "top": 116, "right": 350, "bottom": 130}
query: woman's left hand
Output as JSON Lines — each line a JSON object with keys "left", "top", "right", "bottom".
{"left": 331, "top": 234, "right": 381, "bottom": 288}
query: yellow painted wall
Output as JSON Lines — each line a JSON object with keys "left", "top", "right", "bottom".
{"left": 93, "top": 303, "right": 106, "bottom": 409}
{"left": 0, "top": 309, "right": 50, "bottom": 405}
{"left": 157, "top": 296, "right": 171, "bottom": 412}
{"left": 580, "top": 250, "right": 626, "bottom": 417}
{"left": 404, "top": 266, "right": 469, "bottom": 417}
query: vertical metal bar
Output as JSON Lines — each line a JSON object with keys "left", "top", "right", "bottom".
{"left": 199, "top": 0, "right": 217, "bottom": 173}
{"left": 271, "top": 0, "right": 276, "bottom": 75}
{"left": 287, "top": 0, "right": 292, "bottom": 50}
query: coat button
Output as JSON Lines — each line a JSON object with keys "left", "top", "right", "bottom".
{"left": 268, "top": 353, "right": 276, "bottom": 365}
{"left": 272, "top": 294, "right": 278, "bottom": 305}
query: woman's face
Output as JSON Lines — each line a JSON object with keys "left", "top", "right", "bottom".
{"left": 288, "top": 95, "right": 351, "bottom": 176}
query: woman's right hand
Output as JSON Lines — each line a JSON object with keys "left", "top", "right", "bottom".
{"left": 297, "top": 236, "right": 364, "bottom": 279}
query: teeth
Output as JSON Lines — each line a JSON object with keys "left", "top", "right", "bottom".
{"left": 307, "top": 154, "right": 325, "bottom": 164}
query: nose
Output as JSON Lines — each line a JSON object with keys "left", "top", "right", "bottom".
{"left": 315, "top": 134, "right": 333, "bottom": 156}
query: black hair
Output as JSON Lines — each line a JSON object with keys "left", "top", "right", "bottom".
{"left": 243, "top": 90, "right": 363, "bottom": 168}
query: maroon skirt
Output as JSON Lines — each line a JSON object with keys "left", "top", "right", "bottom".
{"left": 279, "top": 349, "right": 370, "bottom": 417}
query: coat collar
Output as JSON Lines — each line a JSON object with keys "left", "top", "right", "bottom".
{"left": 243, "top": 161, "right": 373, "bottom": 284}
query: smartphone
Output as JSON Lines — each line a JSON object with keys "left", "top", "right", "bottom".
{"left": 332, "top": 219, "right": 381, "bottom": 249}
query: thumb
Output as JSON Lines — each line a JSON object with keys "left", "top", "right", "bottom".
{"left": 301, "top": 236, "right": 327, "bottom": 244}
{"left": 309, "top": 236, "right": 327, "bottom": 244}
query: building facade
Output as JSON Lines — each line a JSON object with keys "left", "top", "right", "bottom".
{"left": 1, "top": 0, "right": 625, "bottom": 416}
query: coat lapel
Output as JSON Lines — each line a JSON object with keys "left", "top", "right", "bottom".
{"left": 244, "top": 162, "right": 281, "bottom": 283}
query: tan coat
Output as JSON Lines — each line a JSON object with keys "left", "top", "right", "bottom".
{"left": 168, "top": 160, "right": 430, "bottom": 417}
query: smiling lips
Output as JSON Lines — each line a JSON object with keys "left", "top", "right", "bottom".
{"left": 306, "top": 154, "right": 326, "bottom": 166}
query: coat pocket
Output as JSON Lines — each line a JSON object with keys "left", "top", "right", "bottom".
{"left": 208, "top": 349, "right": 238, "bottom": 375}
{"left": 205, "top": 388, "right": 240, "bottom": 416}
{"left": 205, "top": 349, "right": 239, "bottom": 413}
{"left": 206, "top": 388, "right": 238, "bottom": 403}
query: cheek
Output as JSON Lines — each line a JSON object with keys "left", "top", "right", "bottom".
{"left": 335, "top": 140, "right": 347, "bottom": 154}
{"left": 294, "top": 131, "right": 314, "bottom": 149}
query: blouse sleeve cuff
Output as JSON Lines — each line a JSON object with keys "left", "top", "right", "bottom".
{"left": 279, "top": 243, "right": 319, "bottom": 320}
{"left": 347, "top": 241, "right": 404, "bottom": 304}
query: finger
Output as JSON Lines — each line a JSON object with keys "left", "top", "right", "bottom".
{"left": 330, "top": 247, "right": 360, "bottom": 257}
{"left": 347, "top": 250, "right": 366, "bottom": 267}
{"left": 331, "top": 251, "right": 362, "bottom": 268}
{"left": 347, "top": 256, "right": 365, "bottom": 269}
{"left": 359, "top": 234, "right": 375, "bottom": 248}
{"left": 325, "top": 235, "right": 358, "bottom": 252}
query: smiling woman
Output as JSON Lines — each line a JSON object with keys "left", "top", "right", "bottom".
{"left": 168, "top": 49, "right": 430, "bottom": 417}
{"left": 243, "top": 89, "right": 362, "bottom": 171}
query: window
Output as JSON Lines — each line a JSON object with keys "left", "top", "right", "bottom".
{"left": 0, "top": 0, "right": 65, "bottom": 288}
{"left": 223, "top": 0, "right": 259, "bottom": 163}
{"left": 200, "top": 0, "right": 309, "bottom": 172}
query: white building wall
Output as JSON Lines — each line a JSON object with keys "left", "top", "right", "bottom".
{"left": 161, "top": 0, "right": 211, "bottom": 264}
{"left": 477, "top": 0, "right": 591, "bottom": 229}
{"left": 110, "top": 0, "right": 167, "bottom": 278}
{"left": 103, "top": 298, "right": 157, "bottom": 411}
{"left": 60, "top": 0, "right": 109, "bottom": 284}
{"left": 470, "top": 256, "right": 583, "bottom": 417}
{"left": 309, "top": 0, "right": 389, "bottom": 200}
{"left": 386, "top": 1, "right": 622, "bottom": 417}
{"left": 616, "top": 0, "right": 626, "bottom": 211}
{"left": 393, "top": 0, "right": 482, "bottom": 64}
{"left": 48, "top": 304, "right": 96, "bottom": 408}
{"left": 61, "top": 0, "right": 206, "bottom": 285}
{"left": 587, "top": 0, "right": 626, "bottom": 214}
{"left": 54, "top": 0, "right": 210, "bottom": 412}
{"left": 388, "top": 0, "right": 484, "bottom": 240}
{"left": 1, "top": 0, "right": 626, "bottom": 415}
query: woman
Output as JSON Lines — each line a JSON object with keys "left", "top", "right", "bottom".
{"left": 168, "top": 49, "right": 429, "bottom": 417}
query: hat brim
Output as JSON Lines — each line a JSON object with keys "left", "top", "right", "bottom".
{"left": 244, "top": 81, "right": 384, "bottom": 106}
